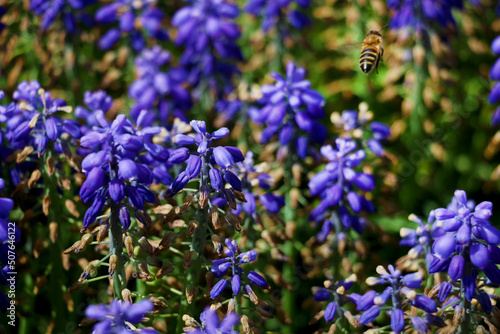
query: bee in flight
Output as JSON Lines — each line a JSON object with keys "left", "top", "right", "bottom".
{"left": 359, "top": 27, "right": 386, "bottom": 75}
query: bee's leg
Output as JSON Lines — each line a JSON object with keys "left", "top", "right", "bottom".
{"left": 380, "top": 47, "right": 384, "bottom": 62}
{"left": 375, "top": 56, "right": 381, "bottom": 74}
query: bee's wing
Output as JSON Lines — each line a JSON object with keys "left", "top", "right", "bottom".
{"left": 334, "top": 42, "right": 364, "bottom": 54}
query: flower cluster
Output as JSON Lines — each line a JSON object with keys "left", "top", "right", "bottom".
{"left": 172, "top": 0, "right": 242, "bottom": 95}
{"left": 388, "top": 0, "right": 464, "bottom": 31}
{"left": 429, "top": 190, "right": 500, "bottom": 286}
{"left": 489, "top": 35, "right": 500, "bottom": 125}
{"left": 29, "top": 0, "right": 94, "bottom": 33}
{"left": 85, "top": 299, "right": 158, "bottom": 333}
{"left": 95, "top": 0, "right": 168, "bottom": 51}
{"left": 312, "top": 274, "right": 356, "bottom": 324}
{"left": 167, "top": 120, "right": 244, "bottom": 204}
{"left": 75, "top": 90, "right": 114, "bottom": 132}
{"left": 210, "top": 238, "right": 268, "bottom": 299}
{"left": 245, "top": 0, "right": 310, "bottom": 33}
{"left": 128, "top": 46, "right": 191, "bottom": 126}
{"left": 356, "top": 265, "right": 440, "bottom": 333}
{"left": 1, "top": 81, "right": 81, "bottom": 156}
{"left": 231, "top": 151, "right": 285, "bottom": 219}
{"left": 249, "top": 62, "right": 326, "bottom": 159}
{"left": 309, "top": 138, "right": 375, "bottom": 238}
{"left": 0, "top": 178, "right": 20, "bottom": 311}
{"left": 184, "top": 307, "right": 239, "bottom": 334}
{"left": 400, "top": 212, "right": 445, "bottom": 266}
{"left": 331, "top": 109, "right": 391, "bottom": 157}
{"left": 79, "top": 111, "right": 159, "bottom": 229}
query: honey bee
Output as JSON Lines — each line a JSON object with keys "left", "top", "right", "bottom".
{"left": 359, "top": 28, "right": 385, "bottom": 75}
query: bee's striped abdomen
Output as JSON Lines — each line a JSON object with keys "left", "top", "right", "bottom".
{"left": 359, "top": 48, "right": 379, "bottom": 74}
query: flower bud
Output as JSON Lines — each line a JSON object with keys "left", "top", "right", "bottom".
{"left": 156, "top": 262, "right": 175, "bottom": 279}
{"left": 358, "top": 306, "right": 380, "bottom": 325}
{"left": 75, "top": 233, "right": 93, "bottom": 253}
{"left": 124, "top": 235, "right": 134, "bottom": 258}
{"left": 247, "top": 271, "right": 268, "bottom": 288}
{"left": 210, "top": 279, "right": 227, "bottom": 299}
{"left": 324, "top": 302, "right": 337, "bottom": 323}
{"left": 448, "top": 255, "right": 464, "bottom": 281}
{"left": 109, "top": 255, "right": 117, "bottom": 276}
{"left": 122, "top": 289, "right": 132, "bottom": 303}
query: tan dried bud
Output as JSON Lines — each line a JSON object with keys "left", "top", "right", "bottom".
{"left": 344, "top": 311, "right": 358, "bottom": 327}
{"left": 136, "top": 261, "right": 153, "bottom": 280}
{"left": 67, "top": 279, "right": 88, "bottom": 292}
{"left": 75, "top": 233, "right": 93, "bottom": 253}
{"left": 453, "top": 305, "right": 464, "bottom": 326}
{"left": 256, "top": 308, "right": 273, "bottom": 319}
{"left": 328, "top": 324, "right": 337, "bottom": 334}
{"left": 225, "top": 212, "right": 242, "bottom": 231}
{"left": 223, "top": 189, "right": 237, "bottom": 210}
{"left": 49, "top": 222, "right": 58, "bottom": 243}
{"left": 309, "top": 311, "right": 325, "bottom": 325}
{"left": 63, "top": 240, "right": 80, "bottom": 254}
{"left": 60, "top": 177, "right": 72, "bottom": 191}
{"left": 427, "top": 284, "right": 441, "bottom": 299}
{"left": 42, "top": 195, "right": 51, "bottom": 216}
{"left": 186, "top": 285, "right": 198, "bottom": 304}
{"left": 124, "top": 235, "right": 134, "bottom": 258}
{"left": 146, "top": 256, "right": 162, "bottom": 267}
{"left": 29, "top": 113, "right": 39, "bottom": 128}
{"left": 210, "top": 207, "right": 221, "bottom": 230}
{"left": 205, "top": 272, "right": 215, "bottom": 297}
{"left": 199, "top": 185, "right": 209, "bottom": 209}
{"left": 232, "top": 190, "right": 248, "bottom": 203}
{"left": 476, "top": 325, "right": 487, "bottom": 334}
{"left": 153, "top": 203, "right": 174, "bottom": 215}
{"left": 162, "top": 207, "right": 181, "bottom": 225}
{"left": 186, "top": 220, "right": 199, "bottom": 237}
{"left": 18, "top": 146, "right": 34, "bottom": 163}
{"left": 254, "top": 212, "right": 264, "bottom": 230}
{"left": 109, "top": 255, "right": 118, "bottom": 276}
{"left": 261, "top": 230, "right": 276, "bottom": 247}
{"left": 292, "top": 163, "right": 302, "bottom": 186}
{"left": 156, "top": 262, "right": 175, "bottom": 279}
{"left": 354, "top": 240, "right": 367, "bottom": 258}
{"left": 183, "top": 251, "right": 197, "bottom": 269}
{"left": 96, "top": 224, "right": 109, "bottom": 244}
{"left": 136, "top": 210, "right": 152, "bottom": 230}
{"left": 290, "top": 188, "right": 300, "bottom": 209}
{"left": 338, "top": 237, "right": 346, "bottom": 256}
{"left": 81, "top": 260, "right": 99, "bottom": 280}
{"left": 246, "top": 286, "right": 259, "bottom": 304}
{"left": 65, "top": 199, "right": 80, "bottom": 217}
{"left": 181, "top": 194, "right": 194, "bottom": 213}
{"left": 241, "top": 315, "right": 250, "bottom": 333}
{"left": 138, "top": 237, "right": 154, "bottom": 256}
{"left": 33, "top": 238, "right": 44, "bottom": 258}
{"left": 122, "top": 289, "right": 133, "bottom": 303}
{"left": 170, "top": 219, "right": 185, "bottom": 228}
{"left": 182, "top": 314, "right": 197, "bottom": 327}
{"left": 28, "top": 170, "right": 41, "bottom": 188}
{"left": 227, "top": 298, "right": 235, "bottom": 314}
{"left": 157, "top": 231, "right": 177, "bottom": 254}
{"left": 148, "top": 295, "right": 167, "bottom": 311}
{"left": 413, "top": 44, "right": 425, "bottom": 65}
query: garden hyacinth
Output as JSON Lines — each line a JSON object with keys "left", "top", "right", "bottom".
{"left": 95, "top": 0, "right": 168, "bottom": 51}
{"left": 429, "top": 190, "right": 500, "bottom": 285}
{"left": 490, "top": 35, "right": 500, "bottom": 125}
{"left": 331, "top": 108, "right": 391, "bottom": 157}
{"left": 358, "top": 265, "right": 440, "bottom": 333}
{"left": 0, "top": 178, "right": 19, "bottom": 311}
{"left": 245, "top": 0, "right": 310, "bottom": 33}
{"left": 309, "top": 138, "right": 375, "bottom": 236}
{"left": 79, "top": 111, "right": 157, "bottom": 229}
{"left": 312, "top": 274, "right": 356, "bottom": 324}
{"left": 128, "top": 46, "right": 191, "bottom": 125}
{"left": 85, "top": 299, "right": 158, "bottom": 333}
{"left": 183, "top": 307, "right": 239, "bottom": 334}
{"left": 172, "top": 0, "right": 242, "bottom": 95}
{"left": 167, "top": 120, "right": 245, "bottom": 205}
{"left": 231, "top": 151, "right": 285, "bottom": 218}
{"left": 210, "top": 238, "right": 268, "bottom": 299}
{"left": 400, "top": 212, "right": 445, "bottom": 266}
{"left": 2, "top": 81, "right": 81, "bottom": 156}
{"left": 387, "top": 0, "right": 464, "bottom": 31}
{"left": 249, "top": 61, "right": 326, "bottom": 159}
{"left": 29, "top": 0, "right": 94, "bottom": 33}
{"left": 3, "top": 1, "right": 500, "bottom": 333}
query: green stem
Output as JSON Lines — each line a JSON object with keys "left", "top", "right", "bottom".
{"left": 109, "top": 201, "right": 127, "bottom": 299}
